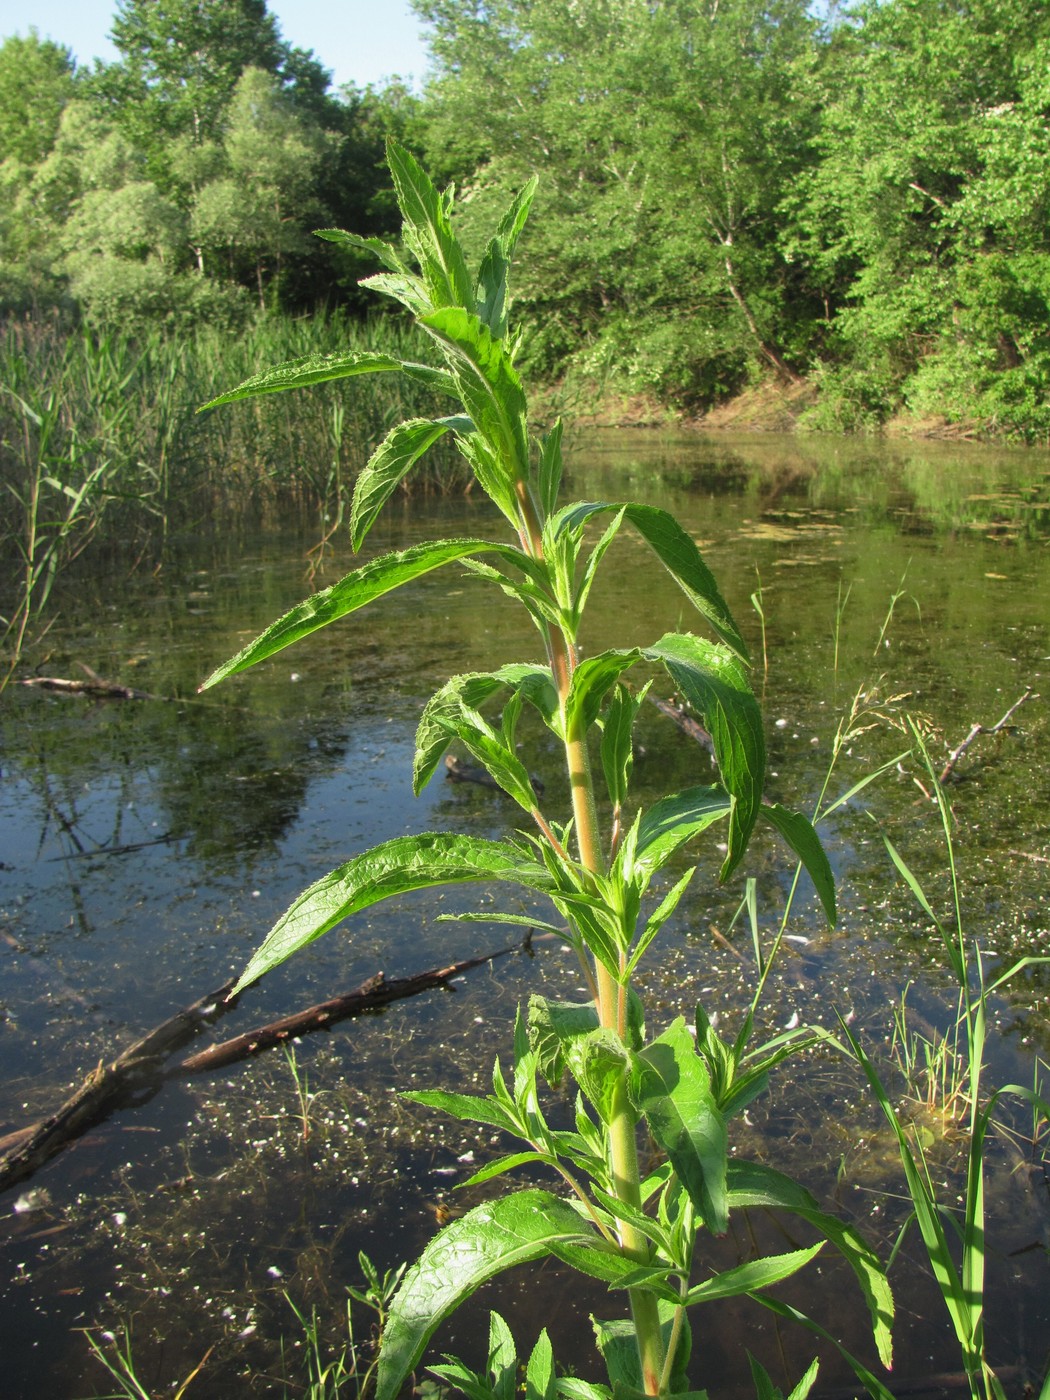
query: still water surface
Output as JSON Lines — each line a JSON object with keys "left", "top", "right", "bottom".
{"left": 2, "top": 431, "right": 1049, "bottom": 1396}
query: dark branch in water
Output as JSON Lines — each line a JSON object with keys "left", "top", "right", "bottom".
{"left": 173, "top": 946, "right": 520, "bottom": 1075}
{"left": 0, "top": 942, "right": 524, "bottom": 1195}
{"left": 0, "top": 980, "right": 239, "bottom": 1192}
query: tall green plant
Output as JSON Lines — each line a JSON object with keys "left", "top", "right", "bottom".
{"left": 200, "top": 142, "right": 892, "bottom": 1396}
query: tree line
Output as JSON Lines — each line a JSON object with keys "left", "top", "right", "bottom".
{"left": 3, "top": 0, "right": 1050, "bottom": 438}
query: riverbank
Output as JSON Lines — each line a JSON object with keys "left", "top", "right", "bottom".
{"left": 560, "top": 375, "right": 1050, "bottom": 445}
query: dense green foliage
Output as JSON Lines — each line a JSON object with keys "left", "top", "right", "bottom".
{"left": 4, "top": 0, "right": 1050, "bottom": 436}
{"left": 0, "top": 8, "right": 421, "bottom": 323}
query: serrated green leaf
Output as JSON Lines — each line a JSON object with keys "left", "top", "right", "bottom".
{"left": 414, "top": 665, "right": 558, "bottom": 794}
{"left": 460, "top": 1152, "right": 553, "bottom": 1188}
{"left": 488, "top": 1312, "right": 518, "bottom": 1400}
{"left": 434, "top": 710, "right": 540, "bottom": 814}
{"left": 556, "top": 1380, "right": 612, "bottom": 1400}
{"left": 630, "top": 1018, "right": 728, "bottom": 1233}
{"left": 550, "top": 502, "right": 747, "bottom": 659}
{"left": 565, "top": 650, "right": 642, "bottom": 735}
{"left": 375, "top": 1190, "right": 595, "bottom": 1400}
{"left": 528, "top": 997, "right": 600, "bottom": 1087}
{"left": 231, "top": 833, "right": 551, "bottom": 994}
{"left": 496, "top": 176, "right": 538, "bottom": 257}
{"left": 726, "top": 1158, "right": 893, "bottom": 1370}
{"left": 526, "top": 1329, "right": 555, "bottom": 1400}
{"left": 315, "top": 227, "right": 406, "bottom": 273}
{"left": 199, "top": 349, "right": 453, "bottom": 409}
{"left": 422, "top": 307, "right": 531, "bottom": 487}
{"left": 476, "top": 239, "right": 511, "bottom": 337}
{"left": 386, "top": 139, "right": 475, "bottom": 311}
{"left": 351, "top": 417, "right": 470, "bottom": 550}
{"left": 200, "top": 539, "right": 520, "bottom": 689}
{"left": 631, "top": 786, "right": 733, "bottom": 880}
{"left": 683, "top": 1244, "right": 824, "bottom": 1305}
{"left": 565, "top": 1028, "right": 631, "bottom": 1125}
{"left": 358, "top": 271, "right": 433, "bottom": 316}
{"left": 625, "top": 868, "right": 696, "bottom": 978}
{"left": 537, "top": 420, "right": 564, "bottom": 518}
{"left": 403, "top": 1088, "right": 519, "bottom": 1136}
{"left": 761, "top": 803, "right": 837, "bottom": 927}
{"left": 599, "top": 682, "right": 645, "bottom": 810}
{"left": 644, "top": 634, "right": 764, "bottom": 881}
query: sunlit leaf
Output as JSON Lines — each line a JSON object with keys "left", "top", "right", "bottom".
{"left": 231, "top": 834, "right": 551, "bottom": 993}
{"left": 375, "top": 1190, "right": 595, "bottom": 1400}
{"left": 550, "top": 502, "right": 747, "bottom": 659}
{"left": 351, "top": 416, "right": 471, "bottom": 550}
{"left": 414, "top": 665, "right": 558, "bottom": 793}
{"left": 200, "top": 539, "right": 522, "bottom": 689}
{"left": 630, "top": 786, "right": 732, "bottom": 879}
{"left": 386, "top": 140, "right": 475, "bottom": 311}
{"left": 422, "top": 307, "right": 530, "bottom": 485}
{"left": 683, "top": 1245, "right": 823, "bottom": 1305}
{"left": 403, "top": 1088, "right": 518, "bottom": 1136}
{"left": 644, "top": 634, "right": 765, "bottom": 880}
{"left": 565, "top": 650, "right": 642, "bottom": 735}
{"left": 199, "top": 349, "right": 453, "bottom": 408}
{"left": 630, "top": 1018, "right": 728, "bottom": 1233}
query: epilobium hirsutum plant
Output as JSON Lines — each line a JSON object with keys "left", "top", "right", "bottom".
{"left": 200, "top": 143, "right": 893, "bottom": 1398}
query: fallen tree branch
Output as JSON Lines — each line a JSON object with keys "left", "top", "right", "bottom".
{"left": 0, "top": 942, "right": 523, "bottom": 1195}
{"left": 174, "top": 945, "right": 518, "bottom": 1076}
{"left": 939, "top": 687, "right": 1036, "bottom": 783}
{"left": 0, "top": 981, "right": 238, "bottom": 1192}
{"left": 648, "top": 693, "right": 715, "bottom": 755}
{"left": 19, "top": 661, "right": 163, "bottom": 701}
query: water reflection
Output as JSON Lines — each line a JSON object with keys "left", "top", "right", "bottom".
{"left": 1, "top": 431, "right": 1049, "bottom": 1397}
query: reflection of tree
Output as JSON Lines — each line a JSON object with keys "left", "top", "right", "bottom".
{"left": 156, "top": 709, "right": 351, "bottom": 863}
{"left": 4, "top": 692, "right": 352, "bottom": 877}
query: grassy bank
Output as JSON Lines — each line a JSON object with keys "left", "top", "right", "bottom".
{"left": 0, "top": 314, "right": 465, "bottom": 677}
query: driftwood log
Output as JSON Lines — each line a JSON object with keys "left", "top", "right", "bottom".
{"left": 0, "top": 944, "right": 521, "bottom": 1195}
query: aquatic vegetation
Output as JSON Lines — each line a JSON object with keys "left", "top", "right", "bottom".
{"left": 200, "top": 143, "right": 893, "bottom": 1396}
{"left": 845, "top": 727, "right": 1050, "bottom": 1400}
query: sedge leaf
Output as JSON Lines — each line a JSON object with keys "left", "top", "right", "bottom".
{"left": 761, "top": 803, "right": 837, "bottom": 926}
{"left": 727, "top": 1158, "right": 894, "bottom": 1370}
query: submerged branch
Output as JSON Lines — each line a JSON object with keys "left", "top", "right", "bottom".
{"left": 174, "top": 946, "right": 518, "bottom": 1076}
{"left": 0, "top": 942, "right": 525, "bottom": 1195}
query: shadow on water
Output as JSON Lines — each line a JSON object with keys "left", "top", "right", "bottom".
{"left": 1, "top": 431, "right": 1049, "bottom": 1396}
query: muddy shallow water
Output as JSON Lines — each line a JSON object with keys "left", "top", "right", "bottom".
{"left": 1, "top": 430, "right": 1049, "bottom": 1397}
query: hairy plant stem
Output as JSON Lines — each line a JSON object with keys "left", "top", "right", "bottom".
{"left": 516, "top": 480, "right": 666, "bottom": 1395}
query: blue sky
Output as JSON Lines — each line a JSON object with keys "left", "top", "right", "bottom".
{"left": 0, "top": 0, "right": 432, "bottom": 91}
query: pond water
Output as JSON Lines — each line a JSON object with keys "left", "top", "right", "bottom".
{"left": 1, "top": 430, "right": 1049, "bottom": 1398}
